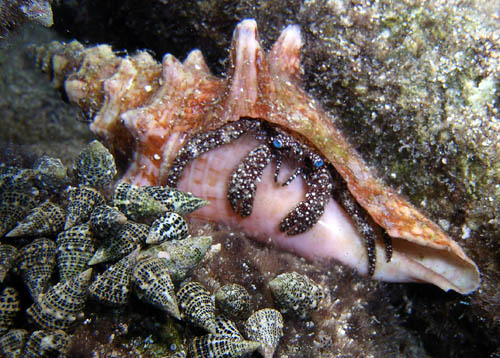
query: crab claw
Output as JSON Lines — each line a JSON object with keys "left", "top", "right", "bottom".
{"left": 280, "top": 167, "right": 332, "bottom": 235}
{"left": 228, "top": 144, "right": 272, "bottom": 217}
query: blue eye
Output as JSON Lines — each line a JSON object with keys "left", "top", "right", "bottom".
{"left": 272, "top": 139, "right": 283, "bottom": 148}
{"left": 314, "top": 158, "right": 324, "bottom": 167}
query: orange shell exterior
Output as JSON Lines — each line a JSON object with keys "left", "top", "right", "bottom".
{"left": 36, "top": 19, "right": 480, "bottom": 294}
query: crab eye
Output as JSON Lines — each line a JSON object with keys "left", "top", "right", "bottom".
{"left": 272, "top": 138, "right": 283, "bottom": 148}
{"left": 314, "top": 158, "right": 324, "bottom": 167}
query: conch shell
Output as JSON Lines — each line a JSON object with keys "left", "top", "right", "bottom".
{"left": 36, "top": 19, "right": 480, "bottom": 294}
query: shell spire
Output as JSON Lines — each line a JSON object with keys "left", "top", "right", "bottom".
{"left": 15, "top": 238, "right": 57, "bottom": 301}
{"left": 177, "top": 281, "right": 217, "bottom": 334}
{"left": 0, "top": 287, "right": 21, "bottom": 334}
{"left": 56, "top": 224, "right": 95, "bottom": 281}
{"left": 132, "top": 257, "right": 180, "bottom": 320}
{"left": 189, "top": 334, "right": 260, "bottom": 358}
{"left": 26, "top": 268, "right": 92, "bottom": 331}
{"left": 88, "top": 249, "right": 138, "bottom": 305}
{"left": 0, "top": 244, "right": 17, "bottom": 284}
{"left": 5, "top": 200, "right": 65, "bottom": 238}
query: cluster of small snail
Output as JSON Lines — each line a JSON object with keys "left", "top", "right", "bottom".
{"left": 0, "top": 140, "right": 325, "bottom": 357}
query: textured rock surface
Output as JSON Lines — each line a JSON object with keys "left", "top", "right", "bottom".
{"left": 0, "top": 24, "right": 92, "bottom": 167}
{"left": 0, "top": 2, "right": 499, "bottom": 357}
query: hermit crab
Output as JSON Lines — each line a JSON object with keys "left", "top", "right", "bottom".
{"left": 35, "top": 19, "right": 480, "bottom": 294}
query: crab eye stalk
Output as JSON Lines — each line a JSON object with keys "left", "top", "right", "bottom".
{"left": 272, "top": 138, "right": 283, "bottom": 149}
{"left": 314, "top": 158, "right": 324, "bottom": 168}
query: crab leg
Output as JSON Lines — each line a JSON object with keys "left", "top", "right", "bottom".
{"left": 228, "top": 144, "right": 272, "bottom": 217}
{"left": 279, "top": 166, "right": 332, "bottom": 235}
{"left": 166, "top": 118, "right": 261, "bottom": 186}
{"left": 333, "top": 178, "right": 393, "bottom": 276}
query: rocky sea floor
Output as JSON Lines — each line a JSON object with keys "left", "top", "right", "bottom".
{"left": 0, "top": 1, "right": 499, "bottom": 357}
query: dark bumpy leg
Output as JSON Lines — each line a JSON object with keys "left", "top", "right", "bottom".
{"left": 271, "top": 148, "right": 302, "bottom": 186}
{"left": 165, "top": 118, "right": 262, "bottom": 187}
{"left": 228, "top": 144, "right": 272, "bottom": 217}
{"left": 332, "top": 174, "right": 393, "bottom": 277}
{"left": 279, "top": 166, "right": 332, "bottom": 235}
{"left": 382, "top": 232, "right": 393, "bottom": 262}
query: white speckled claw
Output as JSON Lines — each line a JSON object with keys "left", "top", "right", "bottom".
{"left": 279, "top": 167, "right": 332, "bottom": 235}
{"left": 165, "top": 118, "right": 262, "bottom": 188}
{"left": 228, "top": 144, "right": 272, "bottom": 218}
